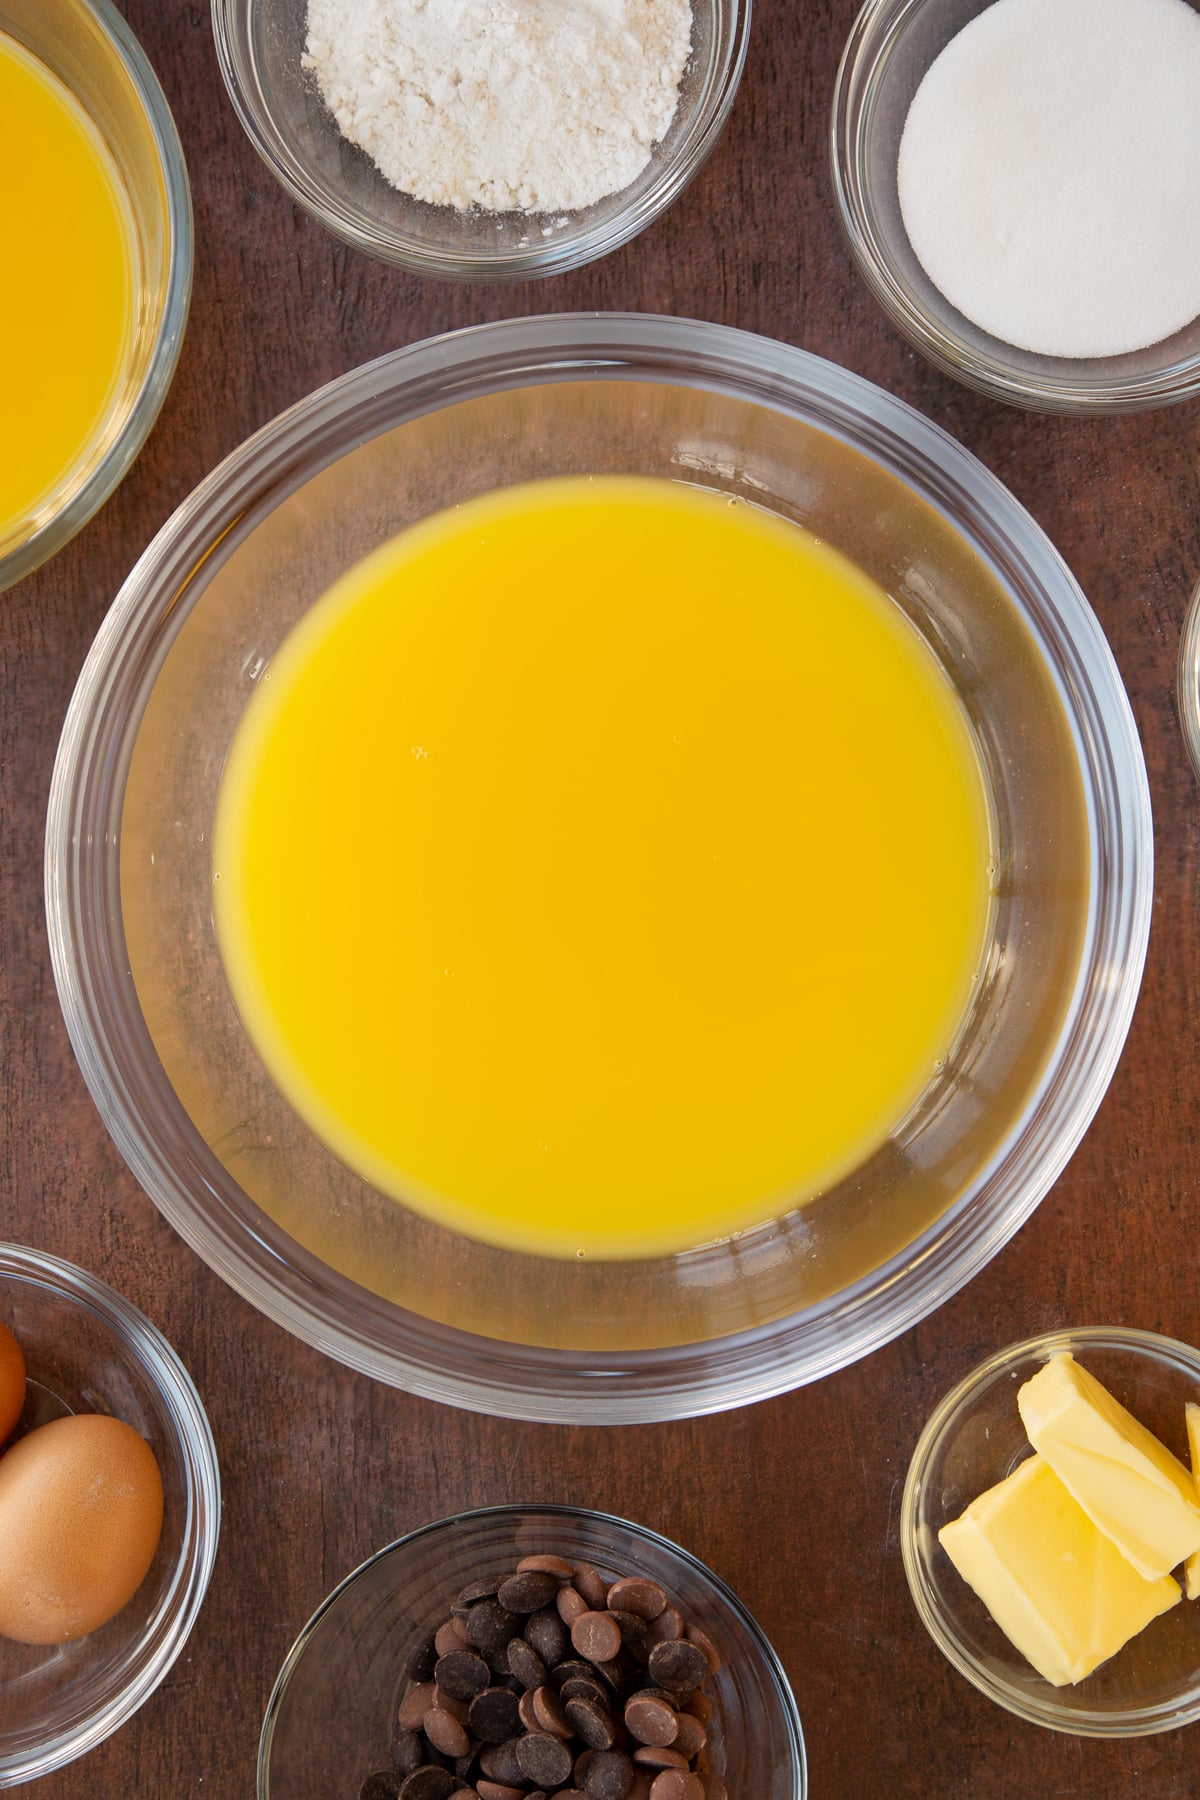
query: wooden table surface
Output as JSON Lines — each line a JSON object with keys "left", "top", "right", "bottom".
{"left": 4, "top": 1, "right": 1200, "bottom": 1794}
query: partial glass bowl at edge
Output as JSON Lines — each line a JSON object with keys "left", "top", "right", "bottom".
{"left": 258, "top": 1505, "right": 806, "bottom": 1800}
{"left": 45, "top": 313, "right": 1152, "bottom": 1424}
{"left": 0, "top": 1243, "right": 220, "bottom": 1787}
{"left": 902, "top": 1328, "right": 1200, "bottom": 1736}
{"left": 1177, "top": 578, "right": 1200, "bottom": 782}
{"left": 832, "top": 0, "right": 1200, "bottom": 413}
{"left": 210, "top": 0, "right": 750, "bottom": 279}
{"left": 0, "top": 0, "right": 191, "bottom": 591}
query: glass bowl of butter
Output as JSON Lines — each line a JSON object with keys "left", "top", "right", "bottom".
{"left": 902, "top": 1327, "right": 1200, "bottom": 1735}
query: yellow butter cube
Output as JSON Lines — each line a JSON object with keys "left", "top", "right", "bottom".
{"left": 1017, "top": 1353, "right": 1200, "bottom": 1581}
{"left": 1186, "top": 1401, "right": 1200, "bottom": 1603}
{"left": 938, "top": 1453, "right": 1181, "bottom": 1686}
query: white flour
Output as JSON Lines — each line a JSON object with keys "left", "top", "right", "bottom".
{"left": 303, "top": 0, "right": 692, "bottom": 214}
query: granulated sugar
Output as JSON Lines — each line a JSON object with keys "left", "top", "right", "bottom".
{"left": 897, "top": 0, "right": 1200, "bottom": 358}
{"left": 303, "top": 0, "right": 692, "bottom": 215}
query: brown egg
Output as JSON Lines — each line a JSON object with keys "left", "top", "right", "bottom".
{"left": 0, "top": 1413, "right": 164, "bottom": 1644}
{"left": 0, "top": 1319, "right": 24, "bottom": 1443}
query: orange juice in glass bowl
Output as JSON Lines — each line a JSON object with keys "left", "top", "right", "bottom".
{"left": 211, "top": 473, "right": 994, "bottom": 1262}
{"left": 0, "top": 0, "right": 190, "bottom": 591}
{"left": 46, "top": 317, "right": 1151, "bottom": 1422}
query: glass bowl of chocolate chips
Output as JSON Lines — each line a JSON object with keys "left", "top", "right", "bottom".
{"left": 258, "top": 1504, "right": 805, "bottom": 1799}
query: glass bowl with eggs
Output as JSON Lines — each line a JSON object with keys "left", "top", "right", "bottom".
{"left": 258, "top": 1504, "right": 806, "bottom": 1799}
{"left": 46, "top": 312, "right": 1150, "bottom": 1423}
{"left": 210, "top": 0, "right": 750, "bottom": 279}
{"left": 0, "top": 1242, "right": 220, "bottom": 1786}
{"left": 0, "top": 0, "right": 191, "bottom": 592}
{"left": 832, "top": 0, "right": 1200, "bottom": 412}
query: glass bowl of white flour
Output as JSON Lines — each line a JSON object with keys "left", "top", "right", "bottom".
{"left": 832, "top": 0, "right": 1200, "bottom": 412}
{"left": 212, "top": 0, "right": 750, "bottom": 278}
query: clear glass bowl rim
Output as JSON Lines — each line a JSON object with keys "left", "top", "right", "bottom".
{"left": 256, "top": 1501, "right": 807, "bottom": 1798}
{"left": 830, "top": 0, "right": 1200, "bottom": 414}
{"left": 45, "top": 312, "right": 1153, "bottom": 1423}
{"left": 209, "top": 0, "right": 752, "bottom": 280}
{"left": 901, "top": 1325, "right": 1200, "bottom": 1736}
{"left": 0, "top": 1240, "right": 221, "bottom": 1785}
{"left": 0, "top": 0, "right": 194, "bottom": 593}
{"left": 1176, "top": 578, "right": 1200, "bottom": 783}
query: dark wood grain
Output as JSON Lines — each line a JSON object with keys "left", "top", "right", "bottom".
{"left": 3, "top": 1, "right": 1200, "bottom": 1794}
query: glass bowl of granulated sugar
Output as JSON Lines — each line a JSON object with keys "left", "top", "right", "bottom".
{"left": 212, "top": 0, "right": 750, "bottom": 279}
{"left": 833, "top": 0, "right": 1200, "bottom": 412}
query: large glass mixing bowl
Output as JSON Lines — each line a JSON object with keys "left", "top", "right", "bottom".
{"left": 46, "top": 315, "right": 1151, "bottom": 1422}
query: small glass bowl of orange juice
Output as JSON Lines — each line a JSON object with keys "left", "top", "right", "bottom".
{"left": 0, "top": 0, "right": 191, "bottom": 592}
{"left": 46, "top": 315, "right": 1151, "bottom": 1422}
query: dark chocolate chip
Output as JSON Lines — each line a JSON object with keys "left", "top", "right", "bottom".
{"left": 608, "top": 1608, "right": 651, "bottom": 1662}
{"left": 506, "top": 1636, "right": 546, "bottom": 1690}
{"left": 455, "top": 1578, "right": 499, "bottom": 1607}
{"left": 646, "top": 1641, "right": 707, "bottom": 1696}
{"left": 560, "top": 1675, "right": 609, "bottom": 1710}
{"left": 517, "top": 1730, "right": 574, "bottom": 1787}
{"left": 524, "top": 1606, "right": 568, "bottom": 1667}
{"left": 683, "top": 1626, "right": 721, "bottom": 1675}
{"left": 645, "top": 1607, "right": 683, "bottom": 1648}
{"left": 564, "top": 1695, "right": 616, "bottom": 1751}
{"left": 551, "top": 1658, "right": 598, "bottom": 1691}
{"left": 466, "top": 1600, "right": 520, "bottom": 1657}
{"left": 591, "top": 1657, "right": 636, "bottom": 1696}
{"left": 399, "top": 1770, "right": 458, "bottom": 1800}
{"left": 682, "top": 1690, "right": 712, "bottom": 1724}
{"left": 497, "top": 1568, "right": 560, "bottom": 1613}
{"left": 672, "top": 1714, "right": 705, "bottom": 1758}
{"left": 361, "top": 1774, "right": 402, "bottom": 1800}
{"left": 478, "top": 1738, "right": 525, "bottom": 1784}
{"left": 435, "top": 1651, "right": 491, "bottom": 1702}
{"left": 469, "top": 1687, "right": 522, "bottom": 1744}
{"left": 475, "top": 1785, "right": 524, "bottom": 1800}
{"left": 405, "top": 1633, "right": 439, "bottom": 1683}
{"left": 391, "top": 1726, "right": 428, "bottom": 1776}
{"left": 584, "top": 1749, "right": 635, "bottom": 1800}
